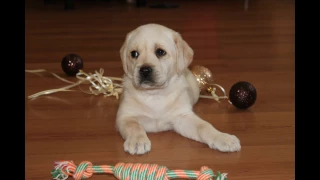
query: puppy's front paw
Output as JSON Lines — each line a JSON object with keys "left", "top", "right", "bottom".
{"left": 208, "top": 133, "right": 241, "bottom": 152}
{"left": 124, "top": 134, "right": 151, "bottom": 155}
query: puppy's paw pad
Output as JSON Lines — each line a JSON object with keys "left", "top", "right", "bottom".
{"left": 209, "top": 133, "right": 241, "bottom": 152}
{"left": 124, "top": 135, "right": 151, "bottom": 155}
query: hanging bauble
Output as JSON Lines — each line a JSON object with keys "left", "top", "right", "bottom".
{"left": 191, "top": 65, "right": 257, "bottom": 109}
{"left": 228, "top": 81, "right": 257, "bottom": 109}
{"left": 190, "top": 65, "right": 214, "bottom": 94}
{"left": 61, "top": 53, "right": 84, "bottom": 76}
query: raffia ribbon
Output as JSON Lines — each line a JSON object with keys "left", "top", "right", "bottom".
{"left": 25, "top": 68, "right": 123, "bottom": 99}
{"left": 199, "top": 84, "right": 230, "bottom": 103}
{"left": 26, "top": 68, "right": 229, "bottom": 103}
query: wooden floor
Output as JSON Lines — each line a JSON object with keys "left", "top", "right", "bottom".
{"left": 25, "top": 0, "right": 295, "bottom": 179}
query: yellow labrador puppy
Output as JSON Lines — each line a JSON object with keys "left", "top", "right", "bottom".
{"left": 117, "top": 24, "right": 241, "bottom": 155}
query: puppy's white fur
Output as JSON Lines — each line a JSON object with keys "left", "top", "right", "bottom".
{"left": 116, "top": 24, "right": 241, "bottom": 155}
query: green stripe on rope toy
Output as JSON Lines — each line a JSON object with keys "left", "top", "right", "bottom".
{"left": 51, "top": 161, "right": 228, "bottom": 180}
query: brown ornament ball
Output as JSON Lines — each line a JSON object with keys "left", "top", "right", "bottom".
{"left": 61, "top": 54, "right": 84, "bottom": 76}
{"left": 190, "top": 65, "right": 214, "bottom": 94}
{"left": 229, "top": 81, "right": 257, "bottom": 109}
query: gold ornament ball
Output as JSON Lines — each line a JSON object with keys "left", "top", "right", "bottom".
{"left": 191, "top": 65, "right": 214, "bottom": 94}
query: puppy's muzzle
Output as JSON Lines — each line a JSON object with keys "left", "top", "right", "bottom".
{"left": 139, "top": 65, "right": 153, "bottom": 84}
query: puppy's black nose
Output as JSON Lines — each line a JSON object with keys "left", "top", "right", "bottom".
{"left": 139, "top": 66, "right": 152, "bottom": 77}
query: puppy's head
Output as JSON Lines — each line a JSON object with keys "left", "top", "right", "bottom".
{"left": 120, "top": 24, "right": 193, "bottom": 90}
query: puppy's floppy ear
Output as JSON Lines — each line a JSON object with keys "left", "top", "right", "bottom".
{"left": 173, "top": 32, "right": 194, "bottom": 75}
{"left": 120, "top": 35, "right": 129, "bottom": 75}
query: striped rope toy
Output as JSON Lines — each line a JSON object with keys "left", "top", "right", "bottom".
{"left": 51, "top": 161, "right": 228, "bottom": 180}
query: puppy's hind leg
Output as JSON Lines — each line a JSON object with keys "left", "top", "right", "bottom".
{"left": 173, "top": 113, "right": 241, "bottom": 152}
{"left": 116, "top": 117, "right": 151, "bottom": 155}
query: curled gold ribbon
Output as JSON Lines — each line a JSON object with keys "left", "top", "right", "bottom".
{"left": 25, "top": 68, "right": 123, "bottom": 99}
{"left": 199, "top": 84, "right": 232, "bottom": 104}
{"left": 26, "top": 68, "right": 230, "bottom": 103}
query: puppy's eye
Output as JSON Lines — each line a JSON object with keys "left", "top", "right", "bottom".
{"left": 131, "top": 51, "right": 139, "bottom": 58}
{"left": 155, "top": 48, "right": 166, "bottom": 57}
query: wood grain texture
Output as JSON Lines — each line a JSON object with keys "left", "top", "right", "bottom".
{"left": 25, "top": 0, "right": 295, "bottom": 179}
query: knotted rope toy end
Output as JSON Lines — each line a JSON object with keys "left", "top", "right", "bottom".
{"left": 51, "top": 161, "right": 228, "bottom": 180}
